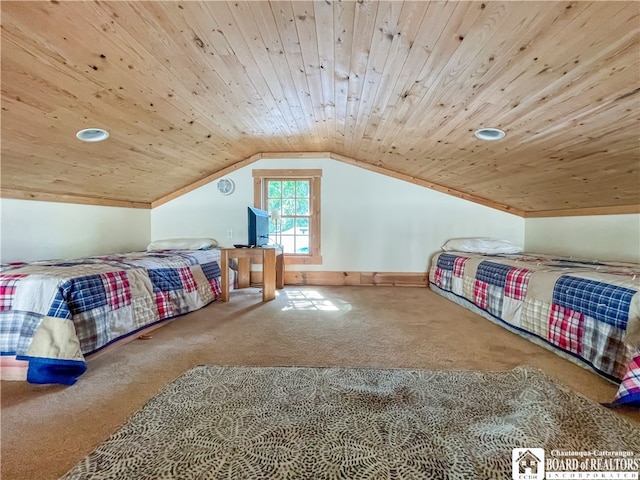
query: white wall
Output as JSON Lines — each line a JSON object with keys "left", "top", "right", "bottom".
{"left": 151, "top": 158, "right": 525, "bottom": 272}
{"left": 6, "top": 162, "right": 633, "bottom": 269}
{"left": 0, "top": 199, "right": 150, "bottom": 263}
{"left": 525, "top": 214, "right": 640, "bottom": 263}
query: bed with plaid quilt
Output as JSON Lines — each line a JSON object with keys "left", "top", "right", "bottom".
{"left": 429, "top": 252, "right": 640, "bottom": 407}
{"left": 0, "top": 249, "right": 223, "bottom": 385}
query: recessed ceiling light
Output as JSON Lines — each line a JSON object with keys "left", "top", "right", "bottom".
{"left": 76, "top": 128, "right": 109, "bottom": 142}
{"left": 474, "top": 128, "right": 506, "bottom": 141}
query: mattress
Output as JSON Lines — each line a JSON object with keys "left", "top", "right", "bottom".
{"left": 0, "top": 249, "right": 224, "bottom": 385}
{"left": 429, "top": 252, "right": 640, "bottom": 406}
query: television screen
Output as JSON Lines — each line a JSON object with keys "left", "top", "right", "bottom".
{"left": 248, "top": 207, "right": 270, "bottom": 247}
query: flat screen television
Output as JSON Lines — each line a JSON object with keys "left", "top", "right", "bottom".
{"left": 248, "top": 207, "right": 270, "bottom": 247}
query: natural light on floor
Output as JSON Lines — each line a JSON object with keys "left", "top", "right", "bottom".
{"left": 282, "top": 290, "right": 349, "bottom": 312}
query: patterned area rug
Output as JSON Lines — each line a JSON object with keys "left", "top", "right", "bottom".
{"left": 62, "top": 366, "right": 640, "bottom": 479}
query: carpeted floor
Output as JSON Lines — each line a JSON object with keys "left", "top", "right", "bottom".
{"left": 2, "top": 286, "right": 639, "bottom": 479}
{"left": 60, "top": 365, "right": 640, "bottom": 479}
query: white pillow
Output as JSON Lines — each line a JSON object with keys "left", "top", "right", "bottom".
{"left": 147, "top": 238, "right": 218, "bottom": 251}
{"left": 441, "top": 238, "right": 522, "bottom": 254}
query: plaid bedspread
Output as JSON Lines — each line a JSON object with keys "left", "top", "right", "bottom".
{"left": 0, "top": 250, "right": 222, "bottom": 385}
{"left": 429, "top": 252, "right": 640, "bottom": 407}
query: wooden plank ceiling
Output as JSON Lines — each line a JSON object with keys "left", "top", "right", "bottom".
{"left": 1, "top": 1, "right": 639, "bottom": 215}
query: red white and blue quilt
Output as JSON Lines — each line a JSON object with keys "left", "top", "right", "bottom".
{"left": 430, "top": 252, "right": 640, "bottom": 407}
{"left": 0, "top": 250, "right": 222, "bottom": 385}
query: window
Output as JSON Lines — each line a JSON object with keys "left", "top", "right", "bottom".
{"left": 253, "top": 169, "right": 322, "bottom": 265}
{"left": 267, "top": 180, "right": 310, "bottom": 253}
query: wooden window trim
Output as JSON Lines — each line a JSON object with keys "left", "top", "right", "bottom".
{"left": 253, "top": 169, "right": 322, "bottom": 265}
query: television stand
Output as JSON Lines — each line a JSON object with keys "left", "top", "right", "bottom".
{"left": 219, "top": 246, "right": 284, "bottom": 302}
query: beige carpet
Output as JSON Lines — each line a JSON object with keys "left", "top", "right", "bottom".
{"left": 60, "top": 365, "right": 640, "bottom": 479}
{"left": 2, "top": 286, "right": 640, "bottom": 479}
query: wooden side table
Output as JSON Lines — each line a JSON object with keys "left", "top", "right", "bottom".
{"left": 219, "top": 247, "right": 284, "bottom": 302}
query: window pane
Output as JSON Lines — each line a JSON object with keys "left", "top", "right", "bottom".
{"left": 280, "top": 234, "right": 295, "bottom": 254}
{"left": 296, "top": 181, "right": 309, "bottom": 198}
{"left": 295, "top": 235, "right": 309, "bottom": 253}
{"left": 296, "top": 199, "right": 309, "bottom": 216}
{"left": 282, "top": 199, "right": 296, "bottom": 216}
{"left": 268, "top": 199, "right": 281, "bottom": 213}
{"left": 295, "top": 217, "right": 309, "bottom": 235}
{"left": 268, "top": 180, "right": 282, "bottom": 198}
{"left": 282, "top": 181, "right": 296, "bottom": 198}
{"left": 281, "top": 217, "right": 295, "bottom": 232}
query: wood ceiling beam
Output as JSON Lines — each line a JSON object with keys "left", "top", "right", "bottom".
{"left": 1, "top": 189, "right": 151, "bottom": 209}
{"left": 524, "top": 205, "right": 640, "bottom": 218}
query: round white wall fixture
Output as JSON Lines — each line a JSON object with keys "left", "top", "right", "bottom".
{"left": 217, "top": 178, "right": 235, "bottom": 195}
{"left": 474, "top": 128, "right": 505, "bottom": 141}
{"left": 76, "top": 128, "right": 110, "bottom": 142}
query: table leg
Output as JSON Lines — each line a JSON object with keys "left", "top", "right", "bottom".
{"left": 237, "top": 257, "right": 250, "bottom": 288}
{"left": 276, "top": 252, "right": 284, "bottom": 289}
{"left": 220, "top": 249, "right": 230, "bottom": 302}
{"left": 262, "top": 249, "right": 276, "bottom": 301}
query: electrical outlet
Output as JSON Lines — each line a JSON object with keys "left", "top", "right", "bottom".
{"left": 226, "top": 229, "right": 233, "bottom": 239}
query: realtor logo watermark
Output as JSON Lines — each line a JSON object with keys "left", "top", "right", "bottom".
{"left": 512, "top": 449, "right": 639, "bottom": 480}
{"left": 513, "top": 448, "right": 545, "bottom": 480}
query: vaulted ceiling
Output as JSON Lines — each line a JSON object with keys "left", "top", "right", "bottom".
{"left": 1, "top": 1, "right": 639, "bottom": 216}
